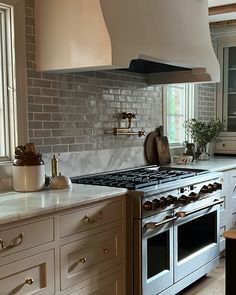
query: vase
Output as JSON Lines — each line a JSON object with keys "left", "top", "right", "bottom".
{"left": 195, "top": 143, "right": 210, "bottom": 161}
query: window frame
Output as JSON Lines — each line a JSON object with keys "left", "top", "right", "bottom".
{"left": 0, "top": 0, "right": 27, "bottom": 164}
{"left": 163, "top": 83, "right": 195, "bottom": 148}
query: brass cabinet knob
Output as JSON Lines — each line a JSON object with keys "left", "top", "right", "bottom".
{"left": 103, "top": 248, "right": 109, "bottom": 254}
{"left": 79, "top": 257, "right": 87, "bottom": 263}
{"left": 25, "top": 277, "right": 34, "bottom": 285}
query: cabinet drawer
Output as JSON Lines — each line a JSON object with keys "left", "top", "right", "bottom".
{"left": 59, "top": 200, "right": 122, "bottom": 238}
{"left": 0, "top": 250, "right": 54, "bottom": 295}
{"left": 0, "top": 218, "right": 54, "bottom": 258}
{"left": 60, "top": 227, "right": 122, "bottom": 291}
{"left": 215, "top": 140, "right": 236, "bottom": 153}
{"left": 69, "top": 271, "right": 123, "bottom": 295}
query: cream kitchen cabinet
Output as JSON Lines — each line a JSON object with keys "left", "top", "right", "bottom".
{"left": 219, "top": 171, "right": 229, "bottom": 252}
{"left": 217, "top": 168, "right": 236, "bottom": 252}
{"left": 0, "top": 195, "right": 126, "bottom": 295}
{"left": 215, "top": 31, "right": 236, "bottom": 153}
{"left": 227, "top": 169, "right": 236, "bottom": 228}
{"left": 0, "top": 250, "right": 55, "bottom": 295}
{"left": 0, "top": 217, "right": 55, "bottom": 295}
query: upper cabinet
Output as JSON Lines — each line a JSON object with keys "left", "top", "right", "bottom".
{"left": 218, "top": 42, "right": 236, "bottom": 132}
{"left": 214, "top": 27, "right": 236, "bottom": 154}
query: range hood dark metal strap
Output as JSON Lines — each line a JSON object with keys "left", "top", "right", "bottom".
{"left": 144, "top": 215, "right": 178, "bottom": 229}
{"left": 175, "top": 199, "right": 224, "bottom": 218}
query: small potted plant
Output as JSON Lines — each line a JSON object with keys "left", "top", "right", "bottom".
{"left": 184, "top": 119, "right": 224, "bottom": 160}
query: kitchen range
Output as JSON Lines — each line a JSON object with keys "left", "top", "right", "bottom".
{"left": 71, "top": 165, "right": 223, "bottom": 295}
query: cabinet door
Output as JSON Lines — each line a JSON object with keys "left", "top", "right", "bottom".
{"left": 59, "top": 200, "right": 122, "bottom": 238}
{"left": 69, "top": 271, "right": 123, "bottom": 295}
{"left": 217, "top": 42, "right": 236, "bottom": 132}
{"left": 0, "top": 218, "right": 54, "bottom": 259}
{"left": 60, "top": 227, "right": 122, "bottom": 291}
{"left": 0, "top": 250, "right": 54, "bottom": 295}
{"left": 229, "top": 170, "right": 236, "bottom": 211}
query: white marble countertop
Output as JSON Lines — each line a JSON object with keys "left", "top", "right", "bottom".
{"left": 171, "top": 156, "right": 236, "bottom": 172}
{"left": 1, "top": 156, "right": 236, "bottom": 226}
{"left": 0, "top": 184, "right": 127, "bottom": 226}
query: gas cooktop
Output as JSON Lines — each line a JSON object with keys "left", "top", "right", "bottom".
{"left": 71, "top": 166, "right": 208, "bottom": 190}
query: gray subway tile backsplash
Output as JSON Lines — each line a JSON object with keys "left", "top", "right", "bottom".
{"left": 26, "top": 0, "right": 216, "bottom": 155}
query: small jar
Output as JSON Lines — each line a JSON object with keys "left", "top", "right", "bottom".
{"left": 184, "top": 143, "right": 195, "bottom": 161}
{"left": 13, "top": 154, "right": 45, "bottom": 192}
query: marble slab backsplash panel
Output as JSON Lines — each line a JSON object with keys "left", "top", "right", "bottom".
{"left": 43, "top": 146, "right": 148, "bottom": 177}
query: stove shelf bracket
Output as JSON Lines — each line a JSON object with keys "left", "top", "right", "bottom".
{"left": 113, "top": 112, "right": 145, "bottom": 137}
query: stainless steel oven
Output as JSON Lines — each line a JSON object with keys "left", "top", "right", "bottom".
{"left": 174, "top": 195, "right": 221, "bottom": 284}
{"left": 134, "top": 209, "right": 175, "bottom": 295}
{"left": 133, "top": 193, "right": 222, "bottom": 295}
{"left": 71, "top": 166, "right": 223, "bottom": 295}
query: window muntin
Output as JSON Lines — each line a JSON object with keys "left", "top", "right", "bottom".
{"left": 163, "top": 84, "right": 194, "bottom": 146}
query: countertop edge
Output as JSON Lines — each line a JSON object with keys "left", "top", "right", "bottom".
{"left": 0, "top": 184, "right": 127, "bottom": 226}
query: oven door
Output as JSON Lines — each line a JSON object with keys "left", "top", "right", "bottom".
{"left": 174, "top": 196, "right": 221, "bottom": 282}
{"left": 134, "top": 210, "right": 176, "bottom": 295}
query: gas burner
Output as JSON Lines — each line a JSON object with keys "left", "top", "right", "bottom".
{"left": 71, "top": 166, "right": 209, "bottom": 190}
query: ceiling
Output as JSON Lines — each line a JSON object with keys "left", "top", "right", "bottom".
{"left": 208, "top": 0, "right": 236, "bottom": 25}
{"left": 208, "top": 1, "right": 236, "bottom": 8}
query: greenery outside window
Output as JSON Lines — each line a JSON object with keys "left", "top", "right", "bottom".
{"left": 163, "top": 84, "right": 195, "bottom": 147}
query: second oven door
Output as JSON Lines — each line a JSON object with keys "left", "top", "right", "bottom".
{"left": 174, "top": 203, "right": 220, "bottom": 282}
{"left": 136, "top": 211, "right": 175, "bottom": 295}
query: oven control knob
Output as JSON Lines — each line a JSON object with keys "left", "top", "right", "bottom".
{"left": 152, "top": 198, "right": 160, "bottom": 209}
{"left": 160, "top": 197, "right": 169, "bottom": 208}
{"left": 200, "top": 185, "right": 209, "bottom": 194}
{"left": 152, "top": 198, "right": 167, "bottom": 209}
{"left": 143, "top": 201, "right": 153, "bottom": 211}
{"left": 207, "top": 184, "right": 214, "bottom": 193}
{"left": 166, "top": 195, "right": 178, "bottom": 205}
{"left": 213, "top": 182, "right": 222, "bottom": 191}
{"left": 178, "top": 195, "right": 190, "bottom": 205}
{"left": 189, "top": 192, "right": 199, "bottom": 202}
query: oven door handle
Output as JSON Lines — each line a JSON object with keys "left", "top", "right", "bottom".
{"left": 144, "top": 215, "right": 178, "bottom": 229}
{"left": 175, "top": 199, "right": 224, "bottom": 218}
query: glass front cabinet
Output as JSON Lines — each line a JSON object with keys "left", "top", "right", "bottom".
{"left": 215, "top": 39, "right": 236, "bottom": 154}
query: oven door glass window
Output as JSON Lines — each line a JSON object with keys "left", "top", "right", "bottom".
{"left": 147, "top": 230, "right": 170, "bottom": 278}
{"left": 178, "top": 211, "right": 217, "bottom": 261}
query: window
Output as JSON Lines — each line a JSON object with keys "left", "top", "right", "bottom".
{"left": 0, "top": 0, "right": 27, "bottom": 163}
{"left": 0, "top": 3, "right": 16, "bottom": 161}
{"left": 163, "top": 84, "right": 194, "bottom": 146}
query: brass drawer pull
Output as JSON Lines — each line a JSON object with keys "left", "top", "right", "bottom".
{"left": 79, "top": 257, "right": 87, "bottom": 263}
{"left": 0, "top": 232, "right": 24, "bottom": 251}
{"left": 83, "top": 211, "right": 102, "bottom": 224}
{"left": 25, "top": 277, "right": 34, "bottom": 285}
{"left": 103, "top": 248, "right": 109, "bottom": 254}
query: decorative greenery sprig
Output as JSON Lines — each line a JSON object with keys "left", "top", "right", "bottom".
{"left": 184, "top": 119, "right": 224, "bottom": 147}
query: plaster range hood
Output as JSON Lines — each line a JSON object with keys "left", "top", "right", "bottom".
{"left": 35, "top": 0, "right": 220, "bottom": 84}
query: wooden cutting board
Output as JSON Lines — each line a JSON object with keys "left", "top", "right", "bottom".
{"left": 155, "top": 126, "right": 171, "bottom": 166}
{"left": 144, "top": 130, "right": 159, "bottom": 165}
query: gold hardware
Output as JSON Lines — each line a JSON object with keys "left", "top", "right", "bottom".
{"left": 113, "top": 112, "right": 145, "bottom": 137}
{"left": 0, "top": 232, "right": 24, "bottom": 251}
{"left": 79, "top": 257, "right": 87, "bottom": 263}
{"left": 25, "top": 277, "right": 34, "bottom": 285}
{"left": 103, "top": 248, "right": 109, "bottom": 254}
{"left": 83, "top": 211, "right": 102, "bottom": 224}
